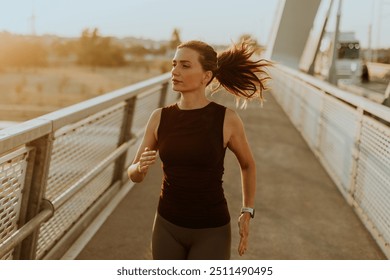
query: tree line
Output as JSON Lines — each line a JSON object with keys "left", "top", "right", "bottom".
{"left": 0, "top": 28, "right": 182, "bottom": 68}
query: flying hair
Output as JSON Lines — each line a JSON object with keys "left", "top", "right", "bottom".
{"left": 215, "top": 40, "right": 272, "bottom": 106}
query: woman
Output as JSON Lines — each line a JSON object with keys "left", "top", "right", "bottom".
{"left": 127, "top": 40, "right": 271, "bottom": 260}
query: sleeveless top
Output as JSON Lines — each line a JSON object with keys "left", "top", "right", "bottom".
{"left": 157, "top": 101, "right": 230, "bottom": 229}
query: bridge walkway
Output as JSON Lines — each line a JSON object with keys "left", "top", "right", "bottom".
{"left": 69, "top": 91, "right": 386, "bottom": 260}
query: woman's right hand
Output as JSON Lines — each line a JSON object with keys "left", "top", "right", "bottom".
{"left": 137, "top": 147, "right": 157, "bottom": 174}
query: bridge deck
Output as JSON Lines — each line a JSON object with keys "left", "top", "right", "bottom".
{"left": 70, "top": 91, "right": 386, "bottom": 260}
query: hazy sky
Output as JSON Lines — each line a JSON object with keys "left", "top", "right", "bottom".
{"left": 0, "top": 0, "right": 389, "bottom": 48}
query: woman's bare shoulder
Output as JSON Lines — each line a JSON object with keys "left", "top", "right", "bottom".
{"left": 224, "top": 107, "right": 242, "bottom": 126}
{"left": 144, "top": 108, "right": 162, "bottom": 133}
{"left": 149, "top": 108, "right": 162, "bottom": 122}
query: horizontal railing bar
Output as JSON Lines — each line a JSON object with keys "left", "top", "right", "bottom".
{"left": 136, "top": 84, "right": 164, "bottom": 100}
{"left": 51, "top": 138, "right": 136, "bottom": 210}
{"left": 276, "top": 64, "right": 390, "bottom": 123}
{"left": 0, "top": 146, "right": 32, "bottom": 164}
{"left": 0, "top": 119, "right": 52, "bottom": 156}
{"left": 0, "top": 201, "right": 54, "bottom": 259}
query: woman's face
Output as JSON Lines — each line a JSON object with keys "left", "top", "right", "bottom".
{"left": 171, "top": 48, "right": 209, "bottom": 93}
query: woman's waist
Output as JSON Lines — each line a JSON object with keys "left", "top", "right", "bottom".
{"left": 160, "top": 184, "right": 226, "bottom": 204}
{"left": 157, "top": 196, "right": 230, "bottom": 229}
{"left": 162, "top": 166, "right": 224, "bottom": 185}
{"left": 161, "top": 177, "right": 225, "bottom": 197}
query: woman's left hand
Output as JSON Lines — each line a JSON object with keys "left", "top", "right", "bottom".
{"left": 238, "top": 213, "right": 251, "bottom": 256}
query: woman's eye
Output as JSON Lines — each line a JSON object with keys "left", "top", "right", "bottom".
{"left": 182, "top": 64, "right": 190, "bottom": 68}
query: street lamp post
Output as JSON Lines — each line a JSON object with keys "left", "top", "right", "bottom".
{"left": 328, "top": 0, "right": 342, "bottom": 85}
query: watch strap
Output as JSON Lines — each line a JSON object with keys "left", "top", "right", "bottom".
{"left": 241, "top": 207, "right": 255, "bottom": 218}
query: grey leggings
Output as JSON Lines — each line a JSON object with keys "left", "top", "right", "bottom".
{"left": 152, "top": 213, "right": 231, "bottom": 260}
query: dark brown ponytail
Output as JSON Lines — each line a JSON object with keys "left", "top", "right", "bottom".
{"left": 177, "top": 40, "right": 272, "bottom": 104}
{"left": 215, "top": 41, "right": 272, "bottom": 103}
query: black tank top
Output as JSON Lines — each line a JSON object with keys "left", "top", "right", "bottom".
{"left": 157, "top": 101, "right": 230, "bottom": 228}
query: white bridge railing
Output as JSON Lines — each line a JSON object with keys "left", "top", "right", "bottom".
{"left": 270, "top": 65, "right": 390, "bottom": 259}
{"left": 0, "top": 73, "right": 177, "bottom": 259}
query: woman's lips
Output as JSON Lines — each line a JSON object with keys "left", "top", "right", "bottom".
{"left": 172, "top": 79, "right": 182, "bottom": 84}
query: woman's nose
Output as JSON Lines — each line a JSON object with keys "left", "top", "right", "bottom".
{"left": 171, "top": 65, "right": 179, "bottom": 76}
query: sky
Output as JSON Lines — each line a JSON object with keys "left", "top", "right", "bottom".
{"left": 0, "top": 0, "right": 389, "bottom": 48}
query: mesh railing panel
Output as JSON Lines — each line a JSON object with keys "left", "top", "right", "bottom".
{"left": 45, "top": 103, "right": 125, "bottom": 200}
{"left": 355, "top": 116, "right": 390, "bottom": 243}
{"left": 318, "top": 96, "right": 359, "bottom": 193}
{"left": 300, "top": 86, "right": 323, "bottom": 149}
{"left": 0, "top": 147, "right": 31, "bottom": 260}
{"left": 36, "top": 163, "right": 115, "bottom": 259}
{"left": 272, "top": 71, "right": 323, "bottom": 150}
{"left": 271, "top": 69, "right": 296, "bottom": 115}
{"left": 36, "top": 103, "right": 125, "bottom": 258}
{"left": 288, "top": 79, "right": 304, "bottom": 128}
{"left": 132, "top": 90, "right": 161, "bottom": 134}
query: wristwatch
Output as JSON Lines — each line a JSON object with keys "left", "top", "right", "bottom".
{"left": 241, "top": 207, "right": 255, "bottom": 218}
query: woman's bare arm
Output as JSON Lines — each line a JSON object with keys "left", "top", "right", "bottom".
{"left": 225, "top": 108, "right": 256, "bottom": 256}
{"left": 127, "top": 108, "right": 161, "bottom": 183}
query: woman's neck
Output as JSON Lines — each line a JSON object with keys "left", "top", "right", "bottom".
{"left": 178, "top": 92, "right": 210, "bottom": 110}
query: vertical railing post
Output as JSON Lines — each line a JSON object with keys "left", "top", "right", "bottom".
{"left": 11, "top": 147, "right": 37, "bottom": 259}
{"left": 348, "top": 107, "right": 364, "bottom": 205}
{"left": 19, "top": 133, "right": 54, "bottom": 259}
{"left": 112, "top": 96, "right": 137, "bottom": 186}
{"left": 315, "top": 91, "right": 326, "bottom": 158}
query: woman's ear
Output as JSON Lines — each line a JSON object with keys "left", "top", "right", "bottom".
{"left": 203, "top": 70, "right": 213, "bottom": 85}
